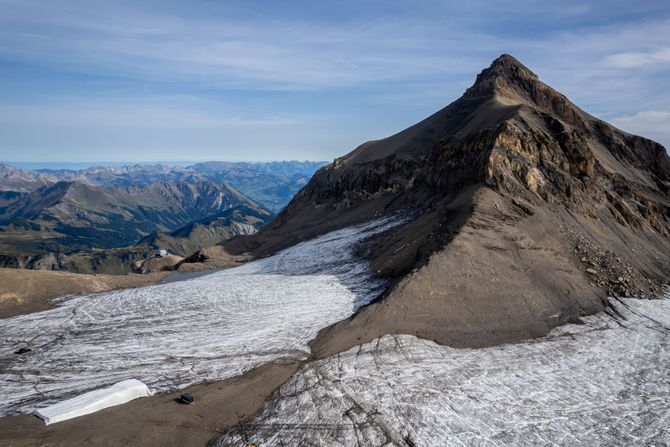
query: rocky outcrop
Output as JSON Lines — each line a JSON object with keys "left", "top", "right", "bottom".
{"left": 131, "top": 254, "right": 184, "bottom": 274}
{"left": 209, "top": 54, "right": 670, "bottom": 353}
{"left": 0, "top": 247, "right": 156, "bottom": 275}
{"left": 136, "top": 205, "right": 272, "bottom": 258}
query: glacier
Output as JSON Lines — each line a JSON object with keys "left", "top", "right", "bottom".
{"left": 0, "top": 217, "right": 402, "bottom": 416}
{"left": 214, "top": 296, "right": 670, "bottom": 447}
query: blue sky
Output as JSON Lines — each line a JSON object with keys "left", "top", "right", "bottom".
{"left": 0, "top": 0, "right": 668, "bottom": 163}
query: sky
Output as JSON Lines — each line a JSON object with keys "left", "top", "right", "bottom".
{"left": 0, "top": 0, "right": 669, "bottom": 163}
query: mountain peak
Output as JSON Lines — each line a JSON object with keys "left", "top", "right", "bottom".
{"left": 465, "top": 54, "right": 540, "bottom": 98}
{"left": 489, "top": 54, "right": 535, "bottom": 73}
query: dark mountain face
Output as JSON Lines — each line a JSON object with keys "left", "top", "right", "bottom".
{"left": 212, "top": 55, "right": 670, "bottom": 355}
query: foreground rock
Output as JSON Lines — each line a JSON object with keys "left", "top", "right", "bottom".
{"left": 0, "top": 361, "right": 299, "bottom": 447}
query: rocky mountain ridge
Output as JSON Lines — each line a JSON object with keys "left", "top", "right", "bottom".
{"left": 0, "top": 163, "right": 57, "bottom": 192}
{"left": 194, "top": 55, "right": 670, "bottom": 353}
{"left": 136, "top": 205, "right": 272, "bottom": 259}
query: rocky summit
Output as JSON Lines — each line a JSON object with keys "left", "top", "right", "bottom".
{"left": 206, "top": 55, "right": 670, "bottom": 354}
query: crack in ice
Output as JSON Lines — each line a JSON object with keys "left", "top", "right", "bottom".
{"left": 215, "top": 294, "right": 670, "bottom": 447}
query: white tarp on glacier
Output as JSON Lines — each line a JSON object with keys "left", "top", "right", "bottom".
{"left": 214, "top": 296, "right": 670, "bottom": 447}
{"left": 34, "top": 379, "right": 151, "bottom": 425}
{"left": 0, "top": 217, "right": 402, "bottom": 416}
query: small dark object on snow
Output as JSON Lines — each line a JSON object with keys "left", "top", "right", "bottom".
{"left": 15, "top": 347, "right": 33, "bottom": 355}
{"left": 179, "top": 393, "right": 194, "bottom": 404}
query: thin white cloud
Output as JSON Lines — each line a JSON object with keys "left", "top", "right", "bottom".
{"left": 0, "top": 2, "right": 495, "bottom": 89}
{"left": 0, "top": 1, "right": 667, "bottom": 95}
{"left": 611, "top": 110, "right": 670, "bottom": 148}
{"left": 0, "top": 99, "right": 295, "bottom": 129}
{"left": 603, "top": 48, "right": 670, "bottom": 68}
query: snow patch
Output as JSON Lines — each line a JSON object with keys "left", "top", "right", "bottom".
{"left": 34, "top": 379, "right": 151, "bottom": 425}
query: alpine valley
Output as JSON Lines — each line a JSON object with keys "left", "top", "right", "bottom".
{"left": 0, "top": 161, "right": 324, "bottom": 273}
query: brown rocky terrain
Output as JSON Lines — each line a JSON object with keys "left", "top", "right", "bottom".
{"left": 0, "top": 268, "right": 168, "bottom": 318}
{"left": 0, "top": 360, "right": 300, "bottom": 447}
{"left": 186, "top": 54, "right": 670, "bottom": 354}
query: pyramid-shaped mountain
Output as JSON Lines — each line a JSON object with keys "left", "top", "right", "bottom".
{"left": 200, "top": 55, "right": 670, "bottom": 353}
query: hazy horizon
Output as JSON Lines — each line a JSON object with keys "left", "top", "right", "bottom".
{"left": 2, "top": 160, "right": 328, "bottom": 171}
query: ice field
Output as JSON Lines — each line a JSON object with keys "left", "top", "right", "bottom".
{"left": 215, "top": 296, "right": 670, "bottom": 447}
{"left": 0, "top": 218, "right": 401, "bottom": 416}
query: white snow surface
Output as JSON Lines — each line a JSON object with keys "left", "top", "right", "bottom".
{"left": 215, "top": 296, "right": 670, "bottom": 447}
{"left": 34, "top": 379, "right": 151, "bottom": 425}
{"left": 0, "top": 217, "right": 402, "bottom": 416}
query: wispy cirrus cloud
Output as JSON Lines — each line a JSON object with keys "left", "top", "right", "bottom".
{"left": 2, "top": 0, "right": 664, "bottom": 92}
{"left": 0, "top": 98, "right": 294, "bottom": 129}
{"left": 0, "top": 2, "right": 477, "bottom": 90}
{"left": 603, "top": 48, "right": 670, "bottom": 68}
{"left": 0, "top": 0, "right": 668, "bottom": 160}
{"left": 612, "top": 111, "right": 670, "bottom": 148}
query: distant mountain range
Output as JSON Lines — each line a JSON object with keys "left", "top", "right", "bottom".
{"left": 0, "top": 160, "right": 326, "bottom": 212}
{"left": 0, "top": 161, "right": 322, "bottom": 273}
{"left": 136, "top": 204, "right": 272, "bottom": 259}
{"left": 0, "top": 164, "right": 56, "bottom": 192}
{"left": 0, "top": 203, "right": 273, "bottom": 275}
{"left": 0, "top": 179, "right": 261, "bottom": 250}
{"left": 0, "top": 178, "right": 272, "bottom": 272}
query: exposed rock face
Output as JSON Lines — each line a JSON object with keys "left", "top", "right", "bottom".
{"left": 131, "top": 255, "right": 184, "bottom": 274}
{"left": 213, "top": 54, "right": 670, "bottom": 352}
